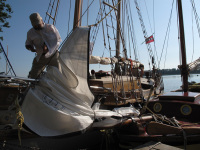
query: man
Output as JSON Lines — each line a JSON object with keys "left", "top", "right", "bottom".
{"left": 25, "top": 12, "right": 61, "bottom": 79}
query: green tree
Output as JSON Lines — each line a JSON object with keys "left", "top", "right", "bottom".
{"left": 0, "top": 0, "right": 13, "bottom": 41}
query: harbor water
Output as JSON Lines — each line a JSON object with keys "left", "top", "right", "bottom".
{"left": 163, "top": 74, "right": 200, "bottom": 93}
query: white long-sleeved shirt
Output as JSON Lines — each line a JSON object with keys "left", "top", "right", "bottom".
{"left": 25, "top": 23, "right": 61, "bottom": 61}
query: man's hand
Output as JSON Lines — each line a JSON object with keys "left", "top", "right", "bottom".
{"left": 26, "top": 45, "right": 36, "bottom": 52}
{"left": 43, "top": 43, "right": 49, "bottom": 54}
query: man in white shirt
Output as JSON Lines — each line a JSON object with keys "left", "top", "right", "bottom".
{"left": 25, "top": 12, "right": 61, "bottom": 79}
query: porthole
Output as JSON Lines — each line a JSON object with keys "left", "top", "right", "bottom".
{"left": 180, "top": 105, "right": 192, "bottom": 115}
{"left": 153, "top": 103, "right": 162, "bottom": 112}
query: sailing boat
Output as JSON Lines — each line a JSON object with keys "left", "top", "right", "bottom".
{"left": 0, "top": 0, "right": 146, "bottom": 149}
{"left": 88, "top": 0, "right": 163, "bottom": 108}
{"left": 147, "top": 0, "right": 200, "bottom": 123}
{"left": 1, "top": 0, "right": 200, "bottom": 149}
{"left": 115, "top": 0, "right": 200, "bottom": 149}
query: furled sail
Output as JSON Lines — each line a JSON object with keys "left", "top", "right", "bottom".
{"left": 188, "top": 57, "right": 200, "bottom": 71}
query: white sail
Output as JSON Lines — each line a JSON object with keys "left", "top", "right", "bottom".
{"left": 21, "top": 27, "right": 95, "bottom": 136}
{"left": 21, "top": 27, "right": 142, "bottom": 136}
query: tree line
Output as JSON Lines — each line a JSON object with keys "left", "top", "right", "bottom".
{"left": 157, "top": 68, "right": 200, "bottom": 75}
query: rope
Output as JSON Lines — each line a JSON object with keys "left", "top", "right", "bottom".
{"left": 48, "top": 0, "right": 56, "bottom": 23}
{"left": 89, "top": 0, "right": 121, "bottom": 27}
{"left": 44, "top": 0, "right": 60, "bottom": 25}
{"left": 0, "top": 42, "right": 16, "bottom": 76}
{"left": 191, "top": 8, "right": 194, "bottom": 63}
{"left": 74, "top": 0, "right": 95, "bottom": 29}
{"left": 101, "top": 1, "right": 107, "bottom": 51}
{"left": 15, "top": 97, "right": 24, "bottom": 146}
{"left": 190, "top": 0, "right": 200, "bottom": 39}
{"left": 127, "top": 0, "right": 139, "bottom": 60}
{"left": 67, "top": 0, "right": 72, "bottom": 35}
{"left": 44, "top": 0, "right": 52, "bottom": 22}
{"left": 159, "top": 0, "right": 174, "bottom": 69}
{"left": 125, "top": 1, "right": 137, "bottom": 60}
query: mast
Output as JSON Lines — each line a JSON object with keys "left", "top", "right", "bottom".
{"left": 0, "top": 42, "right": 16, "bottom": 76}
{"left": 73, "top": 0, "right": 82, "bottom": 30}
{"left": 116, "top": 0, "right": 121, "bottom": 58}
{"left": 177, "top": 0, "right": 188, "bottom": 92}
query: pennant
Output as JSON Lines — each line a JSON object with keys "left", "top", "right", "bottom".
{"left": 145, "top": 35, "right": 154, "bottom": 44}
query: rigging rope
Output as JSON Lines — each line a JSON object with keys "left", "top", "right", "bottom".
{"left": 190, "top": 0, "right": 200, "bottom": 39}
{"left": 44, "top": 0, "right": 60, "bottom": 25}
{"left": 126, "top": 0, "right": 138, "bottom": 60}
{"left": 191, "top": 7, "right": 195, "bottom": 63}
{"left": 159, "top": 0, "right": 174, "bottom": 69}
{"left": 67, "top": 0, "right": 72, "bottom": 35}
{"left": 44, "top": 0, "right": 52, "bottom": 22}
{"left": 0, "top": 42, "right": 16, "bottom": 76}
{"left": 134, "top": 0, "right": 157, "bottom": 70}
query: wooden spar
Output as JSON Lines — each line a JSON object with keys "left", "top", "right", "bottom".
{"left": 116, "top": 0, "right": 121, "bottom": 58}
{"left": 177, "top": 0, "right": 188, "bottom": 92}
{"left": 73, "top": 0, "right": 83, "bottom": 30}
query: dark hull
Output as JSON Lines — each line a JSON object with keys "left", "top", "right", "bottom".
{"left": 0, "top": 129, "right": 104, "bottom": 150}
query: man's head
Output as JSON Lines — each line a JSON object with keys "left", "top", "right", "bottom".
{"left": 29, "top": 13, "right": 44, "bottom": 30}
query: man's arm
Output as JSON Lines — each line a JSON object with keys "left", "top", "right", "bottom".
{"left": 25, "top": 45, "right": 36, "bottom": 52}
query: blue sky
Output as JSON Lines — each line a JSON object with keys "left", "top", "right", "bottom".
{"left": 1, "top": 0, "right": 200, "bottom": 77}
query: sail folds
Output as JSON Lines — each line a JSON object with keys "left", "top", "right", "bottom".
{"left": 21, "top": 27, "right": 95, "bottom": 136}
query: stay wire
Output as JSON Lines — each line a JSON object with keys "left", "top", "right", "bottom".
{"left": 190, "top": 0, "right": 200, "bottom": 39}
{"left": 191, "top": 7, "right": 195, "bottom": 63}
{"left": 67, "top": 0, "right": 72, "bottom": 35}
{"left": 127, "top": 0, "right": 138, "bottom": 60}
{"left": 159, "top": 0, "right": 174, "bottom": 69}
{"left": 100, "top": 0, "right": 107, "bottom": 52}
{"left": 152, "top": 0, "right": 158, "bottom": 68}
{"left": 44, "top": 0, "right": 52, "bottom": 22}
{"left": 74, "top": 0, "right": 95, "bottom": 29}
{"left": 144, "top": 0, "right": 159, "bottom": 68}
{"left": 48, "top": 0, "right": 56, "bottom": 23}
{"left": 126, "top": 0, "right": 138, "bottom": 60}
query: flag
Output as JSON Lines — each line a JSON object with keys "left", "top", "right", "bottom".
{"left": 145, "top": 35, "right": 154, "bottom": 44}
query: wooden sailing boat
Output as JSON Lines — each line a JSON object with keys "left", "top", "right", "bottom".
{"left": 0, "top": 0, "right": 147, "bottom": 149}
{"left": 88, "top": 0, "right": 163, "bottom": 107}
{"left": 1, "top": 0, "right": 200, "bottom": 149}
{"left": 147, "top": 0, "right": 200, "bottom": 123}
{"left": 115, "top": 0, "right": 200, "bottom": 149}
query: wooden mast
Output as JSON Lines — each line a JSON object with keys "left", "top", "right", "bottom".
{"left": 116, "top": 0, "right": 121, "bottom": 58}
{"left": 177, "top": 0, "right": 188, "bottom": 92}
{"left": 73, "top": 0, "right": 82, "bottom": 30}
